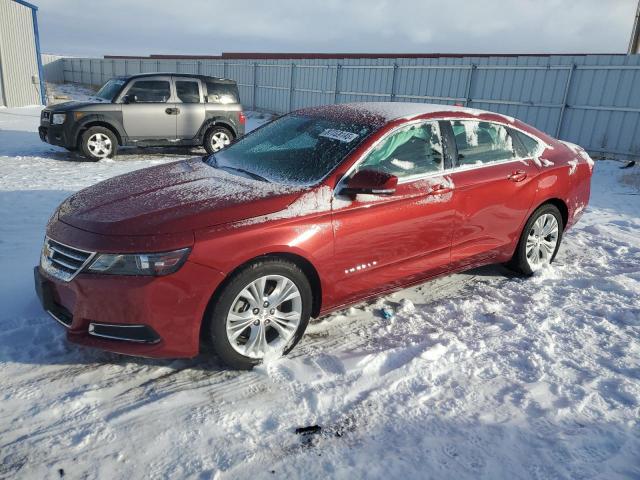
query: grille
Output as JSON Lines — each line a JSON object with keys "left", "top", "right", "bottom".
{"left": 40, "top": 237, "right": 96, "bottom": 282}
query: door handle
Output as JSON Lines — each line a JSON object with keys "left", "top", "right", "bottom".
{"left": 427, "top": 183, "right": 454, "bottom": 195}
{"left": 508, "top": 170, "right": 527, "bottom": 182}
{"left": 165, "top": 107, "right": 180, "bottom": 115}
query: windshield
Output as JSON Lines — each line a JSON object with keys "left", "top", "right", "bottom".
{"left": 207, "top": 115, "right": 376, "bottom": 185}
{"left": 96, "top": 79, "right": 125, "bottom": 101}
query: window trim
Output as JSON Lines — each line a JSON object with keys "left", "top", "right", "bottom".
{"left": 174, "top": 78, "right": 203, "bottom": 104}
{"left": 334, "top": 116, "right": 549, "bottom": 196}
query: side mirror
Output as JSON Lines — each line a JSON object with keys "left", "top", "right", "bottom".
{"left": 122, "top": 94, "right": 136, "bottom": 104}
{"left": 339, "top": 169, "right": 398, "bottom": 196}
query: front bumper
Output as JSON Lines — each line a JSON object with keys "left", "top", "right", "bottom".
{"left": 34, "top": 260, "right": 225, "bottom": 359}
{"left": 39, "top": 118, "right": 76, "bottom": 148}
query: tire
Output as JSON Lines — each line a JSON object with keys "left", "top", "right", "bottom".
{"left": 508, "top": 203, "right": 564, "bottom": 276}
{"left": 80, "top": 126, "right": 118, "bottom": 161}
{"left": 204, "top": 259, "right": 313, "bottom": 370}
{"left": 204, "top": 126, "right": 233, "bottom": 155}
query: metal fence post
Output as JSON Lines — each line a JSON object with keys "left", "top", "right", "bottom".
{"left": 252, "top": 62, "right": 258, "bottom": 110}
{"left": 124, "top": 60, "right": 128, "bottom": 76}
{"left": 197, "top": 60, "right": 202, "bottom": 75}
{"left": 390, "top": 63, "right": 398, "bottom": 101}
{"left": 334, "top": 64, "right": 342, "bottom": 104}
{"left": 555, "top": 64, "right": 576, "bottom": 138}
{"left": 288, "top": 63, "right": 296, "bottom": 112}
{"left": 464, "top": 64, "right": 476, "bottom": 106}
{"left": 223, "top": 61, "right": 228, "bottom": 78}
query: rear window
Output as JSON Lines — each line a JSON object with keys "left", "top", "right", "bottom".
{"left": 176, "top": 80, "right": 201, "bottom": 103}
{"left": 512, "top": 130, "right": 541, "bottom": 157}
{"left": 206, "top": 81, "right": 240, "bottom": 104}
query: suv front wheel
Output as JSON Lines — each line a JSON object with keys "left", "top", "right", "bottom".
{"left": 204, "top": 126, "right": 233, "bottom": 154}
{"left": 80, "top": 126, "right": 118, "bottom": 161}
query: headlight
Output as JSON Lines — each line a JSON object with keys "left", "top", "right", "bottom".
{"left": 86, "top": 248, "right": 191, "bottom": 276}
{"left": 51, "top": 113, "right": 66, "bottom": 125}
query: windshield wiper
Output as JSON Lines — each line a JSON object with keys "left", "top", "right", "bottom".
{"left": 220, "top": 166, "right": 270, "bottom": 182}
{"left": 206, "top": 155, "right": 269, "bottom": 182}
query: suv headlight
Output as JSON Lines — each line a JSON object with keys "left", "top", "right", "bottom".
{"left": 51, "top": 113, "right": 66, "bottom": 125}
{"left": 86, "top": 248, "right": 191, "bottom": 276}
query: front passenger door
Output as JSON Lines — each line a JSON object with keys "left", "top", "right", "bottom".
{"left": 120, "top": 76, "right": 177, "bottom": 141}
{"left": 330, "top": 121, "right": 456, "bottom": 305}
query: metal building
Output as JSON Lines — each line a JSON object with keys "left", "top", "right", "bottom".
{"left": 0, "top": 0, "right": 45, "bottom": 107}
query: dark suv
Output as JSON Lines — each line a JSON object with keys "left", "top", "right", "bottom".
{"left": 39, "top": 73, "right": 245, "bottom": 161}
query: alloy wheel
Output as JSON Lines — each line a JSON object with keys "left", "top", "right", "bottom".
{"left": 87, "top": 133, "right": 112, "bottom": 158}
{"left": 210, "top": 131, "right": 231, "bottom": 152}
{"left": 526, "top": 213, "right": 559, "bottom": 269}
{"left": 226, "top": 275, "right": 302, "bottom": 359}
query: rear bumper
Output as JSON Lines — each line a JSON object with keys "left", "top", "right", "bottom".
{"left": 34, "top": 260, "right": 226, "bottom": 358}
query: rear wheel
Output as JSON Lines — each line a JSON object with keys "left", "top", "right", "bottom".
{"left": 80, "top": 126, "right": 118, "bottom": 161}
{"left": 204, "top": 126, "right": 233, "bottom": 154}
{"left": 508, "top": 204, "right": 563, "bottom": 275}
{"left": 205, "top": 259, "right": 312, "bottom": 370}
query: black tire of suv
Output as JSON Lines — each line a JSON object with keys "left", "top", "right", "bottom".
{"left": 507, "top": 203, "right": 564, "bottom": 276}
{"left": 80, "top": 126, "right": 118, "bottom": 161}
{"left": 204, "top": 259, "right": 313, "bottom": 370}
{"left": 203, "top": 126, "right": 234, "bottom": 155}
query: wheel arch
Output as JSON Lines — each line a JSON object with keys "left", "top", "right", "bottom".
{"left": 199, "top": 252, "right": 323, "bottom": 342}
{"left": 201, "top": 120, "right": 237, "bottom": 139}
{"left": 537, "top": 197, "right": 569, "bottom": 229}
{"left": 77, "top": 121, "right": 124, "bottom": 146}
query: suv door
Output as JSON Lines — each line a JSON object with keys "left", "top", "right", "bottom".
{"left": 119, "top": 76, "right": 177, "bottom": 140}
{"left": 444, "top": 119, "right": 539, "bottom": 269}
{"left": 174, "top": 77, "right": 205, "bottom": 139}
{"left": 330, "top": 121, "right": 455, "bottom": 304}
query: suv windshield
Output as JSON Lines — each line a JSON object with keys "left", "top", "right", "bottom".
{"left": 207, "top": 115, "right": 375, "bottom": 185}
{"left": 95, "top": 79, "right": 125, "bottom": 101}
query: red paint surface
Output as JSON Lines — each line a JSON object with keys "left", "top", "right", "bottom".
{"left": 41, "top": 105, "right": 592, "bottom": 358}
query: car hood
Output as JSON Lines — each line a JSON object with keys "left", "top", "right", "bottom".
{"left": 48, "top": 100, "right": 107, "bottom": 112}
{"left": 57, "top": 159, "right": 306, "bottom": 236}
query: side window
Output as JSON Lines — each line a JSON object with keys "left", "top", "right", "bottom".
{"left": 357, "top": 122, "right": 444, "bottom": 179}
{"left": 126, "top": 80, "right": 171, "bottom": 103}
{"left": 512, "top": 130, "right": 541, "bottom": 157}
{"left": 206, "top": 81, "right": 240, "bottom": 104}
{"left": 175, "top": 80, "right": 201, "bottom": 104}
{"left": 451, "top": 120, "right": 515, "bottom": 166}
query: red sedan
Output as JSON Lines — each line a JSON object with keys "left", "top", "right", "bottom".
{"left": 34, "top": 103, "right": 593, "bottom": 369}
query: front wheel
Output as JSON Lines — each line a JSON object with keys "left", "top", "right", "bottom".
{"left": 205, "top": 259, "right": 312, "bottom": 370}
{"left": 204, "top": 126, "right": 233, "bottom": 154}
{"left": 508, "top": 203, "right": 564, "bottom": 276}
{"left": 80, "top": 126, "right": 118, "bottom": 161}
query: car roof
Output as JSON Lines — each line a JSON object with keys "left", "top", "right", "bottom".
{"left": 114, "top": 73, "right": 237, "bottom": 84}
{"left": 296, "top": 102, "right": 509, "bottom": 124}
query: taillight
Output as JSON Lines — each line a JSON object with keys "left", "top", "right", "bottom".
{"left": 238, "top": 112, "right": 246, "bottom": 125}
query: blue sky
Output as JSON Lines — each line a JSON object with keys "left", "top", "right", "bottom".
{"left": 35, "top": 0, "right": 637, "bottom": 57}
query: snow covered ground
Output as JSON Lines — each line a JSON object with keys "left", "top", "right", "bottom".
{"left": 1, "top": 87, "right": 639, "bottom": 479}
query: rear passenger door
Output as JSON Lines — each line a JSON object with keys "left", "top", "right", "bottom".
{"left": 444, "top": 120, "right": 539, "bottom": 269}
{"left": 174, "top": 77, "right": 205, "bottom": 139}
{"left": 119, "top": 76, "right": 177, "bottom": 140}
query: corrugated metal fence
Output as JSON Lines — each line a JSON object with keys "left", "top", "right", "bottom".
{"left": 46, "top": 54, "right": 640, "bottom": 159}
